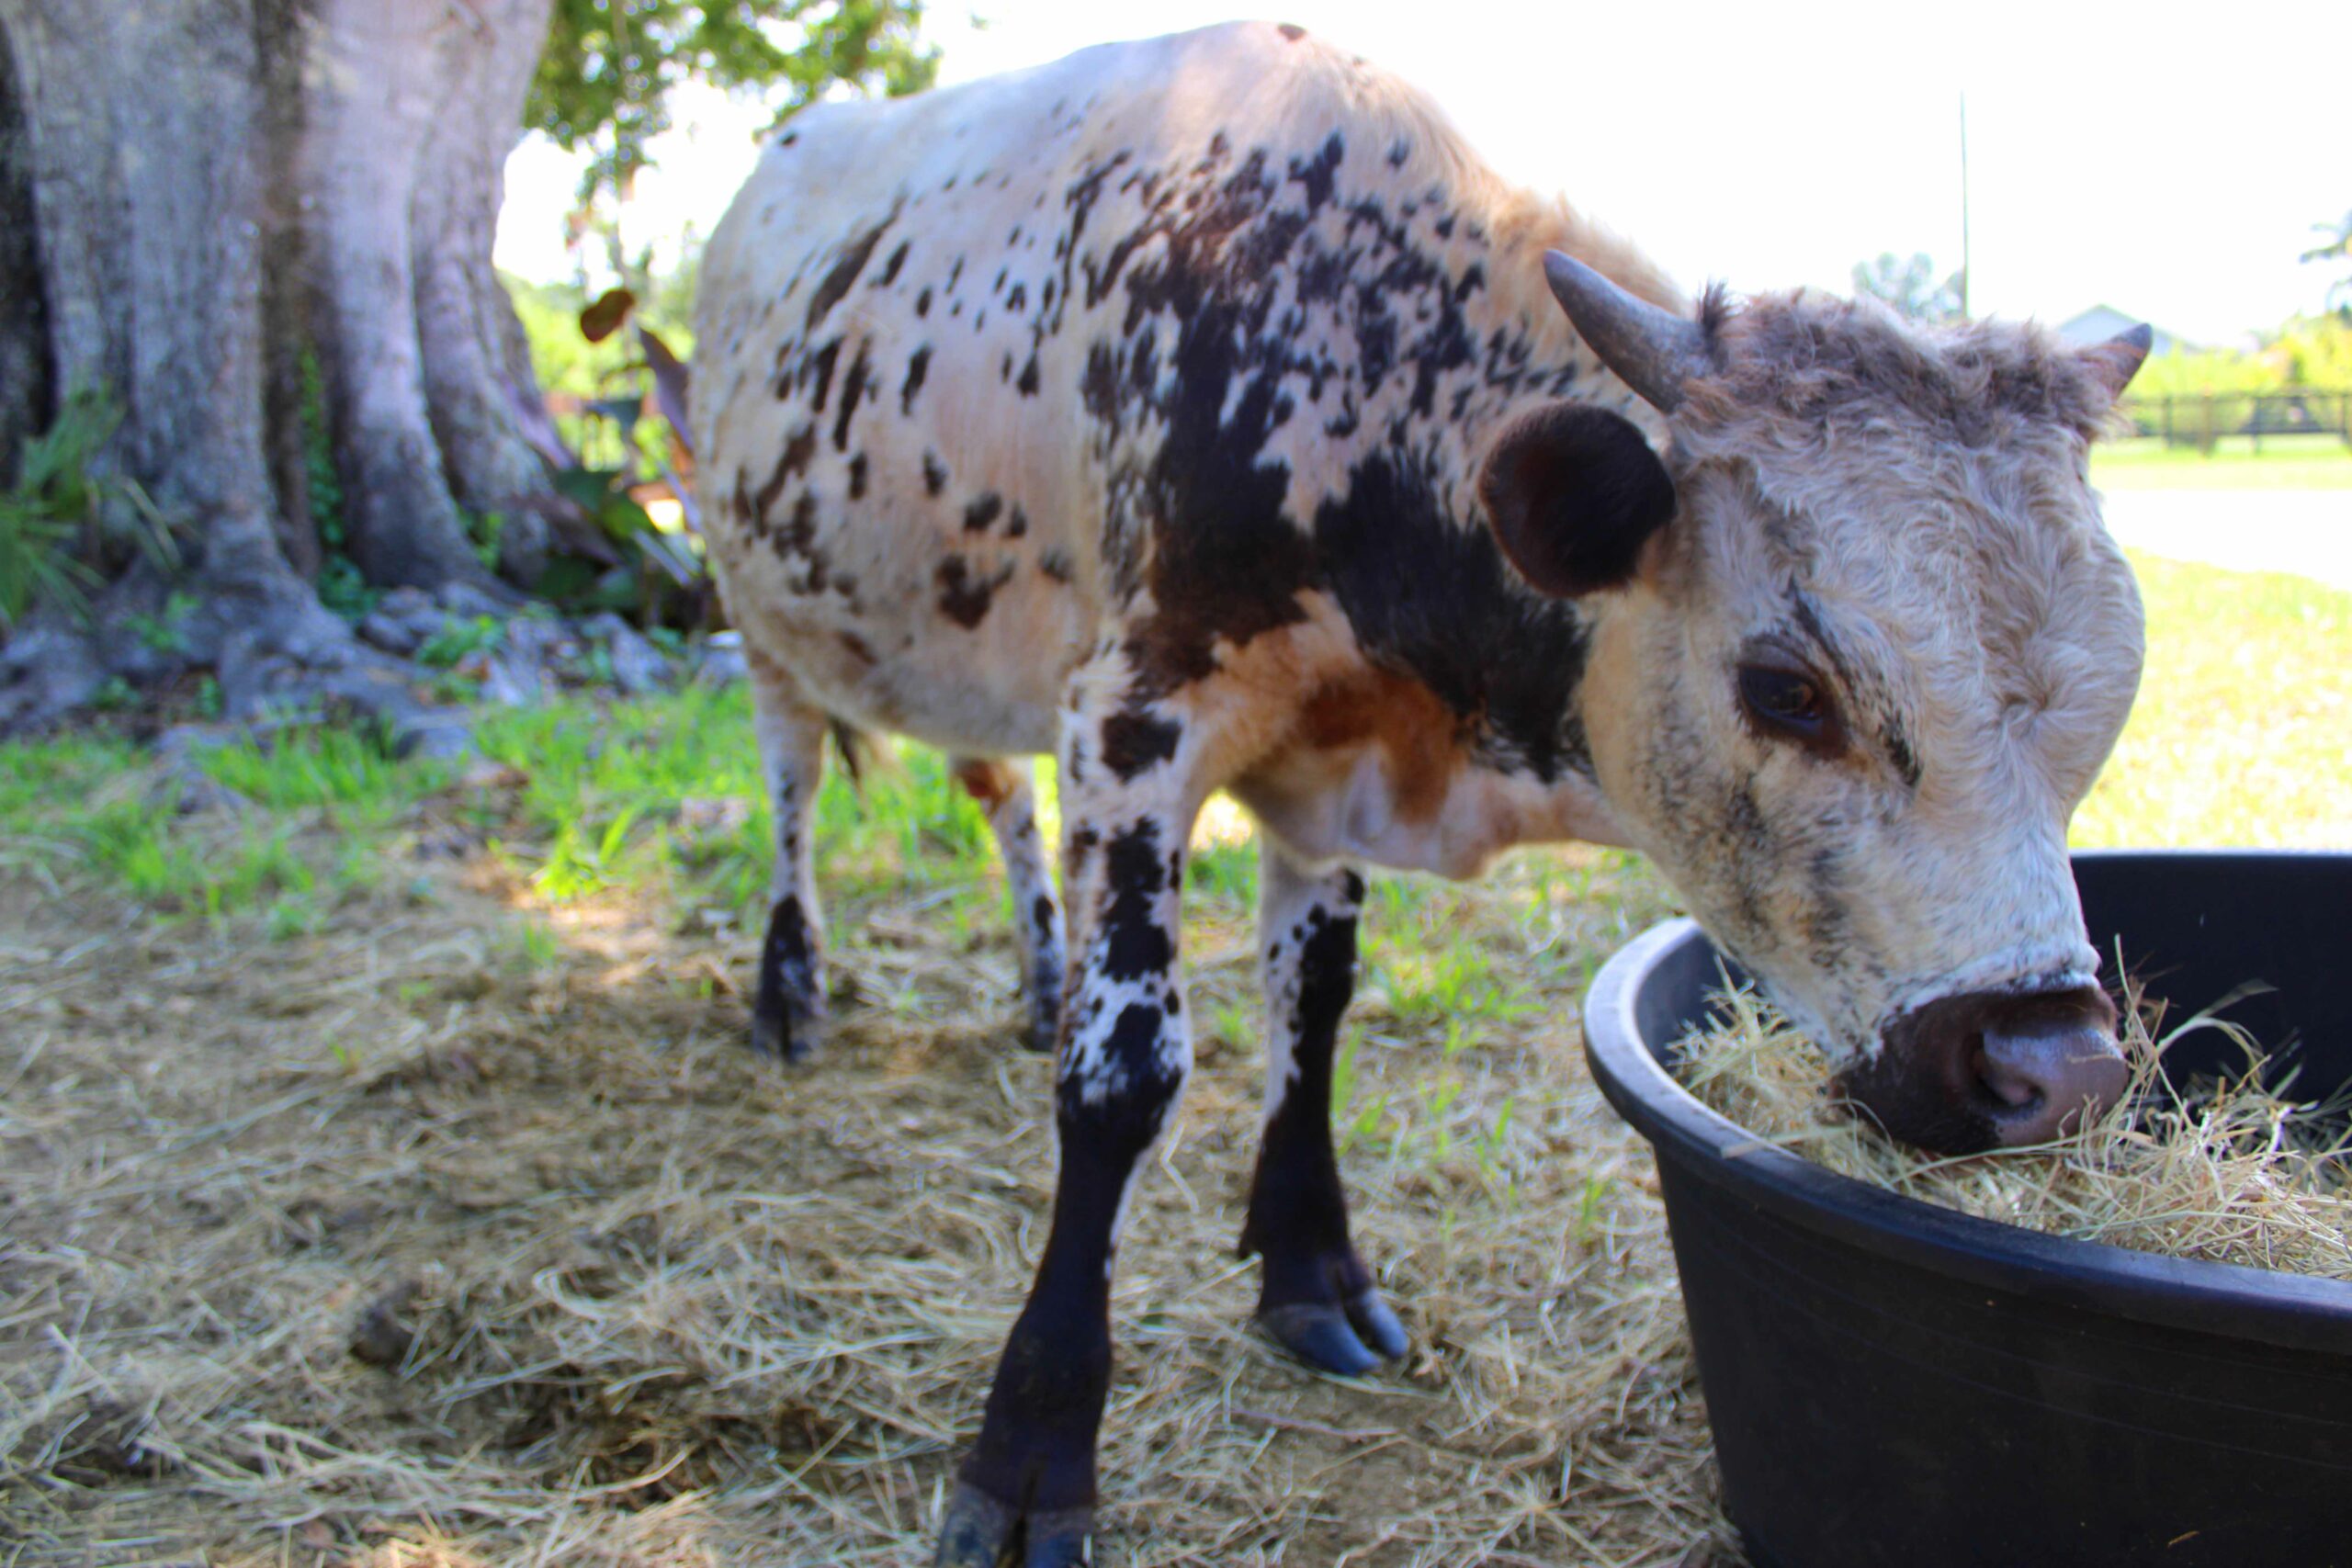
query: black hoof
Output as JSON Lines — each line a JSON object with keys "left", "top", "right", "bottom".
{"left": 935, "top": 1481, "right": 1092, "bottom": 1567}
{"left": 748, "top": 1002, "right": 821, "bottom": 1062}
{"left": 1022, "top": 992, "right": 1060, "bottom": 1055}
{"left": 1259, "top": 1286, "right": 1408, "bottom": 1375}
{"left": 1343, "top": 1286, "right": 1410, "bottom": 1360}
{"left": 1260, "top": 1302, "right": 1376, "bottom": 1376}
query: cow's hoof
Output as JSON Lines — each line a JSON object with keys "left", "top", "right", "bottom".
{"left": 934, "top": 1481, "right": 1092, "bottom": 1566}
{"left": 747, "top": 1005, "right": 822, "bottom": 1063}
{"left": 1021, "top": 989, "right": 1061, "bottom": 1055}
{"left": 1259, "top": 1284, "right": 1409, "bottom": 1376}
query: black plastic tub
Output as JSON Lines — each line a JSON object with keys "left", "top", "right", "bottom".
{"left": 1581, "top": 852, "right": 2352, "bottom": 1568}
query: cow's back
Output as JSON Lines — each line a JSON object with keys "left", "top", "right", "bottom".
{"left": 695, "top": 20, "right": 1676, "bottom": 761}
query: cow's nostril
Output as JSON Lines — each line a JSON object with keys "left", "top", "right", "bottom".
{"left": 1976, "top": 1026, "right": 2128, "bottom": 1144}
{"left": 1972, "top": 1035, "right": 2046, "bottom": 1111}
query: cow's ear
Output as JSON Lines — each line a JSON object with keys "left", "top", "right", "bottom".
{"left": 1477, "top": 401, "right": 1675, "bottom": 597}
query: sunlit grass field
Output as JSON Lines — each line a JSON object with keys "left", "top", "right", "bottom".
{"left": 2073, "top": 554, "right": 2352, "bottom": 848}
{"left": 2093, "top": 434, "right": 2352, "bottom": 491}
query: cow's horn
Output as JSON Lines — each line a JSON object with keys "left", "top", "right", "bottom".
{"left": 2078, "top": 321, "right": 2154, "bottom": 400}
{"left": 1543, "top": 251, "right": 1714, "bottom": 413}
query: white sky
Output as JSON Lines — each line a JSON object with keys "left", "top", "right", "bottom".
{"left": 495, "top": 0, "right": 2350, "bottom": 345}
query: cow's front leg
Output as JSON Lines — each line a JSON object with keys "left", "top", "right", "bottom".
{"left": 953, "top": 756, "right": 1066, "bottom": 1054}
{"left": 936, "top": 714, "right": 1198, "bottom": 1567}
{"left": 1239, "top": 840, "right": 1408, "bottom": 1374}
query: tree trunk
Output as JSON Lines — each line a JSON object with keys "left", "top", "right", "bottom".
{"left": 411, "top": 0, "right": 562, "bottom": 584}
{"left": 254, "top": 0, "right": 321, "bottom": 581}
{"left": 0, "top": 15, "right": 50, "bottom": 485}
{"left": 0, "top": 0, "right": 570, "bottom": 735}
{"left": 301, "top": 0, "right": 492, "bottom": 591}
{"left": 4, "top": 0, "right": 292, "bottom": 596}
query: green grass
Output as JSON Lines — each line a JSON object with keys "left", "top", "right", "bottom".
{"left": 2093, "top": 434, "right": 2352, "bottom": 491}
{"left": 2073, "top": 553, "right": 2352, "bottom": 848}
{"left": 4, "top": 545, "right": 2344, "bottom": 932}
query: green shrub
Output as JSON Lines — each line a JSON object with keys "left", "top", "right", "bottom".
{"left": 0, "top": 388, "right": 176, "bottom": 630}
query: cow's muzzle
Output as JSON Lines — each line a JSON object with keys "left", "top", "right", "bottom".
{"left": 1835, "top": 984, "right": 2127, "bottom": 1156}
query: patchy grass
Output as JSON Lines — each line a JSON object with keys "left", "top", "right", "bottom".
{"left": 2093, "top": 434, "right": 2352, "bottom": 491}
{"left": 1, "top": 756, "right": 1702, "bottom": 1566}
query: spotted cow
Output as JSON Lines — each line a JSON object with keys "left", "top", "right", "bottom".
{"left": 693, "top": 21, "right": 2152, "bottom": 1563}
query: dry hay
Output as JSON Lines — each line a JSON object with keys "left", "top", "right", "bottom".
{"left": 0, "top": 801, "right": 1739, "bottom": 1565}
{"left": 1677, "top": 983, "right": 2352, "bottom": 1279}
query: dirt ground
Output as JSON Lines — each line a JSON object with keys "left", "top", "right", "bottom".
{"left": 0, "top": 801, "right": 1734, "bottom": 1567}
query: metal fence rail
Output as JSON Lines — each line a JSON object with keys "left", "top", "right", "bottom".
{"left": 2119, "top": 390, "right": 2352, "bottom": 452}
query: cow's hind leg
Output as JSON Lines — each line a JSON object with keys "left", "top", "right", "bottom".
{"left": 952, "top": 756, "right": 1065, "bottom": 1053}
{"left": 746, "top": 647, "right": 831, "bottom": 1061}
{"left": 1239, "top": 840, "right": 1409, "bottom": 1374}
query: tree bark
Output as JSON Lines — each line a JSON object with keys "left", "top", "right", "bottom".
{"left": 0, "top": 15, "right": 50, "bottom": 485}
{"left": 4, "top": 0, "right": 291, "bottom": 596}
{"left": 0, "top": 0, "right": 571, "bottom": 734}
{"left": 411, "top": 0, "right": 561, "bottom": 583}
{"left": 300, "top": 0, "right": 491, "bottom": 591}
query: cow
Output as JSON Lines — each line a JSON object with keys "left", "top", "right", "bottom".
{"left": 692, "top": 21, "right": 2151, "bottom": 1563}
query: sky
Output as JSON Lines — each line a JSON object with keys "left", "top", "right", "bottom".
{"left": 494, "top": 0, "right": 2349, "bottom": 345}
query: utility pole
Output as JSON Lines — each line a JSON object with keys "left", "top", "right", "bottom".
{"left": 1959, "top": 92, "right": 1973, "bottom": 318}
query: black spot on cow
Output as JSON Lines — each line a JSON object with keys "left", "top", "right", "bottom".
{"left": 831, "top": 339, "right": 871, "bottom": 451}
{"left": 1099, "top": 822, "right": 1171, "bottom": 981}
{"left": 1016, "top": 355, "right": 1042, "bottom": 396}
{"left": 1100, "top": 710, "right": 1181, "bottom": 780}
{"left": 1286, "top": 132, "right": 1343, "bottom": 215}
{"left": 915, "top": 288, "right": 933, "bottom": 317}
{"left": 1455, "top": 262, "right": 1485, "bottom": 302}
{"left": 807, "top": 208, "right": 896, "bottom": 331}
{"left": 1081, "top": 344, "right": 1123, "bottom": 440}
{"left": 847, "top": 452, "right": 868, "bottom": 501}
{"left": 922, "top": 451, "right": 949, "bottom": 497}
{"left": 779, "top": 132, "right": 798, "bottom": 147}
{"left": 753, "top": 425, "right": 820, "bottom": 527}
{"left": 935, "top": 554, "right": 1012, "bottom": 628}
{"left": 1315, "top": 450, "right": 1596, "bottom": 782}
{"left": 1432, "top": 212, "right": 1455, "bottom": 240}
{"left": 1387, "top": 137, "right": 1411, "bottom": 168}
{"left": 1007, "top": 506, "right": 1029, "bottom": 538}
{"left": 963, "top": 492, "right": 1003, "bottom": 533}
{"left": 1006, "top": 283, "right": 1027, "bottom": 311}
{"left": 1276, "top": 21, "right": 1306, "bottom": 39}
{"left": 901, "top": 345, "right": 932, "bottom": 414}
{"left": 1039, "top": 548, "right": 1074, "bottom": 583}
{"left": 808, "top": 340, "right": 841, "bottom": 411}
{"left": 878, "top": 240, "right": 910, "bottom": 287}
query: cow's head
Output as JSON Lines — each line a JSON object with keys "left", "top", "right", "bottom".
{"left": 1482, "top": 254, "right": 2151, "bottom": 1155}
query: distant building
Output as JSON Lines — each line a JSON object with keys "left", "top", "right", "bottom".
{"left": 2056, "top": 305, "right": 2187, "bottom": 356}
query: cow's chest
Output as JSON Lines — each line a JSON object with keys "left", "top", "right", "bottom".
{"left": 1230, "top": 671, "right": 1630, "bottom": 879}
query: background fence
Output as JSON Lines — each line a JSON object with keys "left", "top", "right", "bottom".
{"left": 2120, "top": 390, "right": 2352, "bottom": 452}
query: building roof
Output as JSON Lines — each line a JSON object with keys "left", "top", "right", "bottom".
{"left": 2056, "top": 305, "right": 2185, "bottom": 356}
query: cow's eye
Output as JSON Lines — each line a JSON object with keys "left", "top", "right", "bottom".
{"left": 1737, "top": 665, "right": 1837, "bottom": 746}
